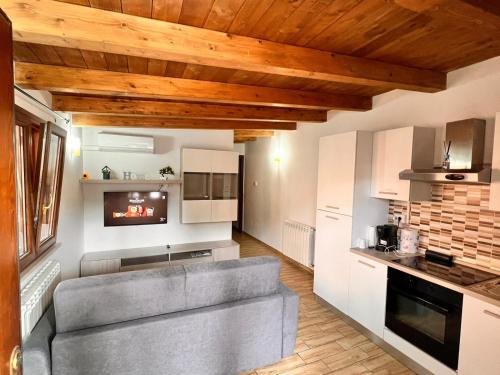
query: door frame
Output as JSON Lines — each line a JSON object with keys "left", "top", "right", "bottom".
{"left": 0, "top": 8, "right": 22, "bottom": 375}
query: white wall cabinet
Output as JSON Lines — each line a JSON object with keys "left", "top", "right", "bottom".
{"left": 371, "top": 126, "right": 435, "bottom": 201}
{"left": 181, "top": 148, "right": 238, "bottom": 223}
{"left": 317, "top": 132, "right": 356, "bottom": 216}
{"left": 348, "top": 253, "right": 387, "bottom": 337}
{"left": 313, "top": 211, "right": 353, "bottom": 314}
{"left": 458, "top": 295, "right": 500, "bottom": 375}
{"left": 490, "top": 113, "right": 500, "bottom": 211}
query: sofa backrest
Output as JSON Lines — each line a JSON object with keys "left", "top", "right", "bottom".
{"left": 54, "top": 256, "right": 280, "bottom": 333}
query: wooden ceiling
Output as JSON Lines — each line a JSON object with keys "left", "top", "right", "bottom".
{"left": 4, "top": 0, "right": 500, "bottom": 142}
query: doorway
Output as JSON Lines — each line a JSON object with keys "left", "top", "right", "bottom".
{"left": 232, "top": 155, "right": 244, "bottom": 232}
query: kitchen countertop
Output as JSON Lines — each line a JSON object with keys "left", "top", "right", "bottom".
{"left": 351, "top": 247, "right": 500, "bottom": 308}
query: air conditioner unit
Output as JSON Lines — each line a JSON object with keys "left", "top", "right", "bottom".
{"left": 97, "top": 133, "right": 154, "bottom": 153}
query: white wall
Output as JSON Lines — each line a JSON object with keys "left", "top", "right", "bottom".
{"left": 82, "top": 127, "right": 234, "bottom": 252}
{"left": 244, "top": 56, "right": 500, "bottom": 251}
{"left": 17, "top": 90, "right": 84, "bottom": 281}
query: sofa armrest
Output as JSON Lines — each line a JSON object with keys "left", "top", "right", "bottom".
{"left": 23, "top": 304, "right": 55, "bottom": 375}
{"left": 278, "top": 282, "right": 299, "bottom": 357}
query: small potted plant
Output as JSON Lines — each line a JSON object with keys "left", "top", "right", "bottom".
{"left": 159, "top": 166, "right": 175, "bottom": 180}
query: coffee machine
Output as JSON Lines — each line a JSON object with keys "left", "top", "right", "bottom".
{"left": 375, "top": 224, "right": 398, "bottom": 251}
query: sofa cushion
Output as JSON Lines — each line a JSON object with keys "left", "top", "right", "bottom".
{"left": 184, "top": 256, "right": 281, "bottom": 310}
{"left": 54, "top": 265, "right": 186, "bottom": 333}
{"left": 52, "top": 294, "right": 284, "bottom": 375}
{"left": 54, "top": 256, "right": 281, "bottom": 333}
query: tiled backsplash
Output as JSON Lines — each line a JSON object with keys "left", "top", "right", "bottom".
{"left": 389, "top": 184, "right": 500, "bottom": 271}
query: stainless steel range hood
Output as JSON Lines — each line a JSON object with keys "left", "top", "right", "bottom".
{"left": 400, "top": 119, "right": 491, "bottom": 185}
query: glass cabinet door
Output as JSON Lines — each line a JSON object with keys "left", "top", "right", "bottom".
{"left": 183, "top": 172, "right": 211, "bottom": 200}
{"left": 211, "top": 173, "right": 238, "bottom": 200}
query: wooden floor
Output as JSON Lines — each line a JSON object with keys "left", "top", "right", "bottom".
{"left": 234, "top": 232, "right": 414, "bottom": 375}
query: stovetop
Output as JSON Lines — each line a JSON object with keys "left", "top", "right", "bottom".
{"left": 392, "top": 256, "right": 499, "bottom": 286}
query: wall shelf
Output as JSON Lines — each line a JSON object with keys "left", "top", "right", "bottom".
{"left": 80, "top": 179, "right": 182, "bottom": 185}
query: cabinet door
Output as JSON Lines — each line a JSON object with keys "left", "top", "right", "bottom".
{"left": 348, "top": 253, "right": 387, "bottom": 337}
{"left": 458, "top": 295, "right": 500, "bottom": 375}
{"left": 313, "top": 211, "right": 352, "bottom": 314}
{"left": 317, "top": 132, "right": 356, "bottom": 216}
{"left": 490, "top": 113, "right": 500, "bottom": 211}
{"left": 211, "top": 200, "right": 237, "bottom": 222}
{"left": 371, "top": 127, "right": 413, "bottom": 201}
{"left": 183, "top": 149, "right": 212, "bottom": 172}
{"left": 182, "top": 200, "right": 212, "bottom": 223}
{"left": 211, "top": 150, "right": 239, "bottom": 173}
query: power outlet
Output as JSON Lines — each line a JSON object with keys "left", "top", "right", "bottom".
{"left": 393, "top": 213, "right": 406, "bottom": 225}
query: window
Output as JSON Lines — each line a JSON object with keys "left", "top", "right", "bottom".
{"left": 14, "top": 106, "right": 66, "bottom": 269}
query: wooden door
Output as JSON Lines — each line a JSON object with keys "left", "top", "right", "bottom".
{"left": 317, "top": 132, "right": 356, "bottom": 216}
{"left": 0, "top": 9, "right": 22, "bottom": 375}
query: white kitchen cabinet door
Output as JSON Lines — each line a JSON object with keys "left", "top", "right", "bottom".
{"left": 181, "top": 200, "right": 212, "bottom": 223}
{"left": 490, "top": 113, "right": 500, "bottom": 211}
{"left": 371, "top": 127, "right": 413, "bottom": 201}
{"left": 211, "top": 200, "right": 238, "bottom": 222}
{"left": 211, "top": 150, "right": 239, "bottom": 173}
{"left": 458, "top": 295, "right": 500, "bottom": 375}
{"left": 348, "top": 253, "right": 387, "bottom": 337}
{"left": 317, "top": 132, "right": 357, "bottom": 216}
{"left": 313, "top": 210, "right": 352, "bottom": 314}
{"left": 182, "top": 149, "right": 213, "bottom": 172}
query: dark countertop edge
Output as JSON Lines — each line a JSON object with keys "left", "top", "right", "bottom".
{"left": 350, "top": 247, "right": 500, "bottom": 308}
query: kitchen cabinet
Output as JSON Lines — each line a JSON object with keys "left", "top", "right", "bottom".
{"left": 458, "top": 295, "right": 500, "bottom": 375}
{"left": 371, "top": 126, "right": 435, "bottom": 201}
{"left": 181, "top": 148, "right": 238, "bottom": 223}
{"left": 313, "top": 211, "right": 352, "bottom": 314}
{"left": 317, "top": 132, "right": 356, "bottom": 216}
{"left": 490, "top": 113, "right": 500, "bottom": 211}
{"left": 348, "top": 253, "right": 387, "bottom": 337}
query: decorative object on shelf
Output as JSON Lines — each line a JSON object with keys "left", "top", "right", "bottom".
{"left": 159, "top": 166, "right": 175, "bottom": 180}
{"left": 101, "top": 166, "right": 111, "bottom": 180}
{"left": 82, "top": 172, "right": 90, "bottom": 180}
{"left": 123, "top": 171, "right": 132, "bottom": 180}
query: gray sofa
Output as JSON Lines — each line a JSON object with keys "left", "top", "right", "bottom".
{"left": 24, "top": 256, "right": 299, "bottom": 375}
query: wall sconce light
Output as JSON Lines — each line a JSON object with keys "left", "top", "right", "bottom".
{"left": 70, "top": 135, "right": 81, "bottom": 157}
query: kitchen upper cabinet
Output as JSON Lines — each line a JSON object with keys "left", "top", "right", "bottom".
{"left": 490, "top": 113, "right": 500, "bottom": 211}
{"left": 371, "top": 126, "right": 435, "bottom": 201}
{"left": 313, "top": 211, "right": 352, "bottom": 314}
{"left": 348, "top": 253, "right": 387, "bottom": 337}
{"left": 317, "top": 132, "right": 356, "bottom": 216}
{"left": 458, "top": 295, "right": 500, "bottom": 375}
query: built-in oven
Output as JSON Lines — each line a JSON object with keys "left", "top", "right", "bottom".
{"left": 385, "top": 268, "right": 463, "bottom": 370}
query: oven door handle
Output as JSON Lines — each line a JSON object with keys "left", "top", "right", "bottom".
{"left": 389, "top": 284, "right": 450, "bottom": 315}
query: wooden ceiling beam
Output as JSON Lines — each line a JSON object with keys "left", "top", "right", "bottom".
{"left": 2, "top": 0, "right": 446, "bottom": 92}
{"left": 16, "top": 63, "right": 371, "bottom": 110}
{"left": 234, "top": 130, "right": 274, "bottom": 138}
{"left": 234, "top": 137, "right": 257, "bottom": 143}
{"left": 52, "top": 95, "right": 327, "bottom": 122}
{"left": 71, "top": 114, "right": 297, "bottom": 130}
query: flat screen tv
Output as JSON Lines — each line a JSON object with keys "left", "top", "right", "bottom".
{"left": 104, "top": 191, "right": 167, "bottom": 227}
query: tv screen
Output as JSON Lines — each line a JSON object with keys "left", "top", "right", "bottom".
{"left": 104, "top": 191, "right": 168, "bottom": 227}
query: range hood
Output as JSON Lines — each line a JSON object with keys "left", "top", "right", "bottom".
{"left": 400, "top": 119, "right": 491, "bottom": 185}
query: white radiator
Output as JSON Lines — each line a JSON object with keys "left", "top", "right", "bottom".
{"left": 282, "top": 220, "right": 315, "bottom": 267}
{"left": 20, "top": 260, "right": 61, "bottom": 340}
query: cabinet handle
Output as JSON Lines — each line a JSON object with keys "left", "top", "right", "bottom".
{"left": 379, "top": 191, "right": 398, "bottom": 195}
{"left": 325, "top": 215, "right": 339, "bottom": 220}
{"left": 358, "top": 260, "right": 375, "bottom": 269}
{"left": 326, "top": 205, "right": 339, "bottom": 210}
{"left": 484, "top": 310, "right": 500, "bottom": 319}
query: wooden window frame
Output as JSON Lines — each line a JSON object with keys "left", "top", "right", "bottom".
{"left": 15, "top": 106, "right": 66, "bottom": 270}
